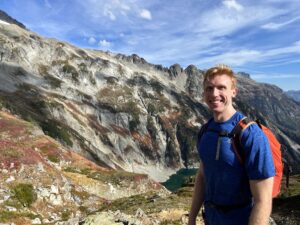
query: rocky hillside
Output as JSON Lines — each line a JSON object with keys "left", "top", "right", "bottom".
{"left": 286, "top": 90, "right": 300, "bottom": 103}
{"left": 0, "top": 109, "right": 168, "bottom": 224}
{"left": 0, "top": 15, "right": 300, "bottom": 181}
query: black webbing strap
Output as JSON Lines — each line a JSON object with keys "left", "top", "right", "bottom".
{"left": 230, "top": 117, "right": 254, "bottom": 163}
{"left": 197, "top": 117, "right": 255, "bottom": 163}
{"left": 205, "top": 201, "right": 251, "bottom": 213}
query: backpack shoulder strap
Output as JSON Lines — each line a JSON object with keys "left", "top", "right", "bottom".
{"left": 197, "top": 118, "right": 213, "bottom": 150}
{"left": 231, "top": 117, "right": 256, "bottom": 163}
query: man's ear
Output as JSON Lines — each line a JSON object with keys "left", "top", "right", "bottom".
{"left": 232, "top": 88, "right": 237, "bottom": 97}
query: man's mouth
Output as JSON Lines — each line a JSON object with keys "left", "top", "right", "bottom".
{"left": 210, "top": 99, "right": 223, "bottom": 104}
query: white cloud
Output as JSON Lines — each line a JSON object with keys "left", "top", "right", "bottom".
{"left": 193, "top": 4, "right": 283, "bottom": 42}
{"left": 199, "top": 50, "right": 261, "bottom": 67}
{"left": 82, "top": 0, "right": 131, "bottom": 22}
{"left": 194, "top": 40, "right": 300, "bottom": 70}
{"left": 222, "top": 0, "right": 244, "bottom": 12}
{"left": 127, "top": 38, "right": 138, "bottom": 46}
{"left": 139, "top": 9, "right": 152, "bottom": 20}
{"left": 88, "top": 37, "right": 96, "bottom": 45}
{"left": 120, "top": 3, "right": 130, "bottom": 11}
{"left": 251, "top": 73, "right": 299, "bottom": 79}
{"left": 261, "top": 16, "right": 300, "bottom": 30}
{"left": 104, "top": 8, "right": 116, "bottom": 21}
{"left": 263, "top": 40, "right": 300, "bottom": 57}
{"left": 98, "top": 39, "right": 112, "bottom": 48}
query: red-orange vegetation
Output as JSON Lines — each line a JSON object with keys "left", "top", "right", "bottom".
{"left": 88, "top": 118, "right": 109, "bottom": 133}
{"left": 110, "top": 124, "right": 130, "bottom": 137}
{"left": 131, "top": 132, "right": 152, "bottom": 147}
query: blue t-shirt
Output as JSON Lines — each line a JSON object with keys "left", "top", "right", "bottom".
{"left": 198, "top": 112, "right": 275, "bottom": 225}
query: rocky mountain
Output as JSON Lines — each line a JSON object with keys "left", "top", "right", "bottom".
{"left": 0, "top": 14, "right": 300, "bottom": 183}
{"left": 0, "top": 109, "right": 169, "bottom": 224}
{"left": 286, "top": 90, "right": 300, "bottom": 103}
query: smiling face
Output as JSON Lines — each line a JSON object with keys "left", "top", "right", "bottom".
{"left": 203, "top": 73, "right": 237, "bottom": 122}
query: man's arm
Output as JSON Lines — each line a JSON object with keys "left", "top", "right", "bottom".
{"left": 249, "top": 177, "right": 274, "bottom": 225}
{"left": 188, "top": 162, "right": 205, "bottom": 225}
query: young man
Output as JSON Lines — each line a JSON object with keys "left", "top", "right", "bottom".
{"left": 188, "top": 65, "right": 275, "bottom": 225}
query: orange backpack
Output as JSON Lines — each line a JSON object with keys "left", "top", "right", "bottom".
{"left": 231, "top": 117, "right": 284, "bottom": 198}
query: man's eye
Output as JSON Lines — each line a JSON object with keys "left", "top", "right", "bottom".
{"left": 205, "top": 87, "right": 213, "bottom": 92}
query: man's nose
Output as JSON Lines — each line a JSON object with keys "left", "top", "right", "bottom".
{"left": 212, "top": 87, "right": 219, "bottom": 96}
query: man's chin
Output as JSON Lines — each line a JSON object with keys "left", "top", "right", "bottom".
{"left": 209, "top": 105, "right": 223, "bottom": 112}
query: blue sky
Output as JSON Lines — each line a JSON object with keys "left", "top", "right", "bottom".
{"left": 1, "top": 0, "right": 300, "bottom": 91}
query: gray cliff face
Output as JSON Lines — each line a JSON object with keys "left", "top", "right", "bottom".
{"left": 184, "top": 65, "right": 204, "bottom": 99}
{"left": 286, "top": 90, "right": 300, "bottom": 103}
{"left": 0, "top": 19, "right": 299, "bottom": 181}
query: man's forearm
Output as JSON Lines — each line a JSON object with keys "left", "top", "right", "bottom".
{"left": 188, "top": 187, "right": 204, "bottom": 223}
{"left": 188, "top": 167, "right": 205, "bottom": 224}
{"left": 249, "top": 177, "right": 274, "bottom": 225}
{"left": 249, "top": 200, "right": 272, "bottom": 225}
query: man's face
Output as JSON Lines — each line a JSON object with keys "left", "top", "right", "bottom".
{"left": 203, "top": 74, "right": 237, "bottom": 115}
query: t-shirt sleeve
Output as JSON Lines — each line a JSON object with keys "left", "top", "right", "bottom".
{"left": 240, "top": 124, "right": 275, "bottom": 180}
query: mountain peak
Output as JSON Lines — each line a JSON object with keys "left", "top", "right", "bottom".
{"left": 0, "top": 10, "right": 26, "bottom": 29}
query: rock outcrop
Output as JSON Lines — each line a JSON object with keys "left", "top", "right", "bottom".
{"left": 0, "top": 110, "right": 168, "bottom": 224}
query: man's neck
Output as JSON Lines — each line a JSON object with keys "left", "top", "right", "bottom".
{"left": 213, "top": 108, "right": 237, "bottom": 123}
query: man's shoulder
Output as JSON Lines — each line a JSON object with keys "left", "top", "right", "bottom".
{"left": 233, "top": 111, "right": 245, "bottom": 123}
{"left": 239, "top": 120, "right": 267, "bottom": 144}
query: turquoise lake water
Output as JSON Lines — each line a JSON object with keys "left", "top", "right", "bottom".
{"left": 161, "top": 168, "right": 198, "bottom": 192}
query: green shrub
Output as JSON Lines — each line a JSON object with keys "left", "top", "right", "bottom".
{"left": 161, "top": 220, "right": 182, "bottom": 225}
{"left": 62, "top": 63, "right": 79, "bottom": 83}
{"left": 61, "top": 210, "right": 71, "bottom": 221}
{"left": 29, "top": 100, "right": 47, "bottom": 115}
{"left": 11, "top": 183, "right": 37, "bottom": 207}
{"left": 44, "top": 75, "right": 62, "bottom": 89}
{"left": 0, "top": 211, "right": 16, "bottom": 222}
{"left": 3, "top": 148, "right": 23, "bottom": 159}
{"left": 64, "top": 167, "right": 81, "bottom": 173}
{"left": 129, "top": 120, "right": 139, "bottom": 132}
{"left": 105, "top": 76, "right": 118, "bottom": 85}
{"left": 48, "top": 155, "right": 60, "bottom": 163}
{"left": 38, "top": 64, "right": 49, "bottom": 76}
{"left": 150, "top": 80, "right": 164, "bottom": 94}
{"left": 79, "top": 205, "right": 88, "bottom": 213}
{"left": 99, "top": 133, "right": 114, "bottom": 147}
{"left": 147, "top": 103, "right": 156, "bottom": 115}
{"left": 89, "top": 75, "right": 96, "bottom": 85}
{"left": 102, "top": 59, "right": 110, "bottom": 67}
{"left": 51, "top": 59, "right": 67, "bottom": 66}
{"left": 40, "top": 120, "right": 73, "bottom": 146}
{"left": 118, "top": 64, "right": 125, "bottom": 76}
{"left": 0, "top": 210, "right": 36, "bottom": 223}
{"left": 147, "top": 116, "right": 157, "bottom": 139}
{"left": 78, "top": 62, "right": 88, "bottom": 73}
{"left": 126, "top": 101, "right": 140, "bottom": 131}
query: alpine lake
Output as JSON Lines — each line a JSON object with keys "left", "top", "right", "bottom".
{"left": 161, "top": 168, "right": 198, "bottom": 192}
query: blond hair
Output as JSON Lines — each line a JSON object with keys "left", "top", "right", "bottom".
{"left": 203, "top": 64, "right": 237, "bottom": 89}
